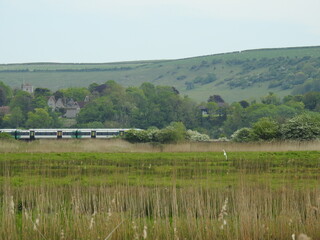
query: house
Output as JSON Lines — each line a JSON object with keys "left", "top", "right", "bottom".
{"left": 84, "top": 95, "right": 90, "bottom": 102}
{"left": 64, "top": 101, "right": 80, "bottom": 118}
{"left": 47, "top": 96, "right": 87, "bottom": 119}
{"left": 55, "top": 98, "right": 65, "bottom": 109}
{"left": 21, "top": 83, "right": 34, "bottom": 94}
{"left": 199, "top": 106, "right": 209, "bottom": 117}
{"left": 47, "top": 96, "right": 56, "bottom": 110}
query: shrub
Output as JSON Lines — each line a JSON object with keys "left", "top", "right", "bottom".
{"left": 125, "top": 122, "right": 188, "bottom": 144}
{"left": 231, "top": 128, "right": 255, "bottom": 142}
{"left": 252, "top": 117, "right": 280, "bottom": 140}
{"left": 154, "top": 122, "right": 186, "bottom": 143}
{"left": 186, "top": 130, "right": 210, "bottom": 141}
{"left": 124, "top": 129, "right": 150, "bottom": 143}
{"left": 281, "top": 113, "right": 320, "bottom": 141}
{"left": 0, "top": 132, "right": 14, "bottom": 140}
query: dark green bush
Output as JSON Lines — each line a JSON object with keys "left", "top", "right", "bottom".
{"left": 0, "top": 132, "right": 14, "bottom": 140}
{"left": 252, "top": 117, "right": 280, "bottom": 140}
{"left": 231, "top": 128, "right": 255, "bottom": 142}
{"left": 125, "top": 122, "right": 187, "bottom": 144}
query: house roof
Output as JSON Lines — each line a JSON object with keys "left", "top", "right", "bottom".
{"left": 0, "top": 106, "right": 10, "bottom": 115}
{"left": 77, "top": 101, "right": 86, "bottom": 108}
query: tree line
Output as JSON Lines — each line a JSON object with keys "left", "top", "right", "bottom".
{"left": 1, "top": 80, "right": 320, "bottom": 141}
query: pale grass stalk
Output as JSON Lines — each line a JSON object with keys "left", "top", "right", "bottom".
{"left": 9, "top": 195, "right": 14, "bottom": 215}
{"left": 24, "top": 211, "right": 48, "bottom": 240}
{"left": 143, "top": 225, "right": 148, "bottom": 239}
{"left": 104, "top": 219, "right": 125, "bottom": 240}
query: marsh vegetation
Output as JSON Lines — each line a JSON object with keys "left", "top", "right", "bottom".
{"left": 0, "top": 148, "right": 319, "bottom": 239}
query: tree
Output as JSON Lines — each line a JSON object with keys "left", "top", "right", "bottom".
{"left": 88, "top": 83, "right": 99, "bottom": 93}
{"left": 34, "top": 88, "right": 51, "bottom": 98}
{"left": 32, "top": 96, "right": 48, "bottom": 109}
{"left": 77, "top": 121, "right": 105, "bottom": 128}
{"left": 5, "top": 107, "right": 25, "bottom": 128}
{"left": 60, "top": 87, "right": 90, "bottom": 102}
{"left": 223, "top": 102, "right": 247, "bottom": 135}
{"left": 252, "top": 117, "right": 280, "bottom": 140}
{"left": 0, "top": 81, "right": 12, "bottom": 106}
{"left": 77, "top": 97, "right": 115, "bottom": 124}
{"left": 154, "top": 122, "right": 187, "bottom": 143}
{"left": 261, "top": 92, "right": 281, "bottom": 105}
{"left": 208, "top": 95, "right": 225, "bottom": 104}
{"left": 53, "top": 90, "right": 64, "bottom": 100}
{"left": 0, "top": 88, "right": 6, "bottom": 106}
{"left": 239, "top": 100, "right": 250, "bottom": 108}
{"left": 302, "top": 91, "right": 320, "bottom": 111}
{"left": 10, "top": 91, "right": 33, "bottom": 117}
{"left": 26, "top": 108, "right": 53, "bottom": 128}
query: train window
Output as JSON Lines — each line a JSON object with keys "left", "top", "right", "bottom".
{"left": 35, "top": 132, "right": 56, "bottom": 136}
{"left": 17, "top": 132, "right": 29, "bottom": 136}
{"left": 77, "top": 132, "right": 90, "bottom": 135}
{"left": 63, "top": 132, "right": 76, "bottom": 135}
{"left": 97, "top": 132, "right": 109, "bottom": 135}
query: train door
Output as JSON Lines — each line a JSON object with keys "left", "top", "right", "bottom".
{"left": 57, "top": 130, "right": 62, "bottom": 139}
{"left": 30, "top": 131, "right": 35, "bottom": 140}
{"left": 91, "top": 130, "right": 96, "bottom": 138}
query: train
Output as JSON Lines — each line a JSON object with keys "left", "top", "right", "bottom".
{"left": 0, "top": 128, "right": 137, "bottom": 140}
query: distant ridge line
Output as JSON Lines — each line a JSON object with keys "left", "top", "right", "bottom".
{"left": 1, "top": 45, "right": 319, "bottom": 66}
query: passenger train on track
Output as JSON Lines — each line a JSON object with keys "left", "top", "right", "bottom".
{"left": 0, "top": 128, "right": 136, "bottom": 140}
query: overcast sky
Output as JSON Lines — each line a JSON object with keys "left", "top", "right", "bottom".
{"left": 1, "top": 0, "right": 320, "bottom": 63}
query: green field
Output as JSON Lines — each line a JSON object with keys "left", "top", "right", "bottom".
{"left": 1, "top": 151, "right": 319, "bottom": 239}
{"left": 1, "top": 46, "right": 320, "bottom": 102}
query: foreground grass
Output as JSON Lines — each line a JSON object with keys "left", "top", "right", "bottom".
{"left": 0, "top": 151, "right": 319, "bottom": 239}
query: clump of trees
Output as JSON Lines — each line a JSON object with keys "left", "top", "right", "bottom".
{"left": 125, "top": 122, "right": 210, "bottom": 144}
{"left": 231, "top": 113, "right": 320, "bottom": 142}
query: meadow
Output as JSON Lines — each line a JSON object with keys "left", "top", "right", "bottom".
{"left": 0, "top": 140, "right": 319, "bottom": 239}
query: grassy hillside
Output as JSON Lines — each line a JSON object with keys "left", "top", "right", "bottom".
{"left": 1, "top": 46, "right": 320, "bottom": 102}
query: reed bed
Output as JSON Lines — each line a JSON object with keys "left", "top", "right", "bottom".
{"left": 1, "top": 139, "right": 320, "bottom": 153}
{"left": 1, "top": 183, "right": 319, "bottom": 240}
{"left": 0, "top": 152, "right": 319, "bottom": 239}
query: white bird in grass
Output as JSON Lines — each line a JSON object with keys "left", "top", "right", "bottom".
{"left": 223, "top": 149, "right": 228, "bottom": 161}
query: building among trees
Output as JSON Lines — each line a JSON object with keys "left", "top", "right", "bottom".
{"left": 47, "top": 96, "right": 87, "bottom": 118}
{"left": 21, "top": 83, "right": 34, "bottom": 94}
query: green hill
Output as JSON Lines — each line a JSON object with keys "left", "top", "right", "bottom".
{"left": 1, "top": 46, "right": 320, "bottom": 102}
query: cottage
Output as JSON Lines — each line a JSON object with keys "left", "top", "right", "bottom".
{"left": 64, "top": 102, "right": 80, "bottom": 118}
{"left": 47, "top": 96, "right": 56, "bottom": 110}
{"left": 55, "top": 98, "right": 65, "bottom": 108}
{"left": 47, "top": 96, "right": 88, "bottom": 119}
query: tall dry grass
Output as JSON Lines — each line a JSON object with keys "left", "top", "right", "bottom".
{"left": 1, "top": 139, "right": 320, "bottom": 153}
{"left": 1, "top": 181, "right": 319, "bottom": 240}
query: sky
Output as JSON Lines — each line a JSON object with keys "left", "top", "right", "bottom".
{"left": 1, "top": 0, "right": 320, "bottom": 63}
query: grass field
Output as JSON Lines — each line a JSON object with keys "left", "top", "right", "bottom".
{"left": 1, "top": 46, "right": 319, "bottom": 102}
{"left": 0, "top": 140, "right": 319, "bottom": 239}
